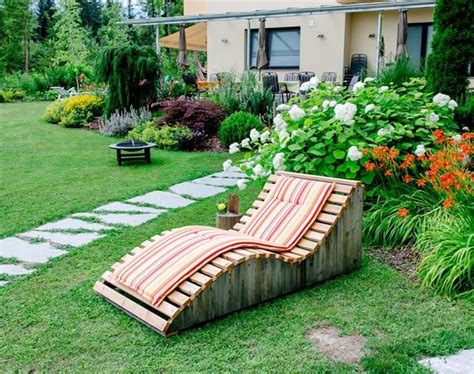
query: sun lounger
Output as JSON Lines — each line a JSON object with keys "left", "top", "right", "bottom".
{"left": 94, "top": 171, "right": 364, "bottom": 336}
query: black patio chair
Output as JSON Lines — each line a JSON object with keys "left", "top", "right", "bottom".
{"left": 298, "top": 71, "right": 315, "bottom": 83}
{"left": 182, "top": 72, "right": 198, "bottom": 99}
{"left": 262, "top": 72, "right": 288, "bottom": 103}
{"left": 344, "top": 54, "right": 367, "bottom": 87}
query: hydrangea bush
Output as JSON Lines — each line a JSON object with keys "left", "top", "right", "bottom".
{"left": 225, "top": 77, "right": 459, "bottom": 185}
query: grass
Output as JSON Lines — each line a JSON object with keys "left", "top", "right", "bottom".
{"left": 0, "top": 102, "right": 473, "bottom": 372}
{"left": 0, "top": 102, "right": 231, "bottom": 238}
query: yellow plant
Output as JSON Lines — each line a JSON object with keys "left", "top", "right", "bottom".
{"left": 63, "top": 94, "right": 103, "bottom": 116}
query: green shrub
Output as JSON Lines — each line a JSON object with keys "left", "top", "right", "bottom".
{"left": 416, "top": 205, "right": 474, "bottom": 300}
{"left": 43, "top": 94, "right": 103, "bottom": 127}
{"left": 43, "top": 100, "right": 68, "bottom": 123}
{"left": 232, "top": 78, "right": 458, "bottom": 185}
{"left": 378, "top": 57, "right": 422, "bottom": 87}
{"left": 219, "top": 112, "right": 265, "bottom": 148}
{"left": 454, "top": 95, "right": 474, "bottom": 129}
{"left": 128, "top": 122, "right": 194, "bottom": 151}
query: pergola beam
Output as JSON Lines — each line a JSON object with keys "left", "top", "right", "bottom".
{"left": 118, "top": 1, "right": 435, "bottom": 27}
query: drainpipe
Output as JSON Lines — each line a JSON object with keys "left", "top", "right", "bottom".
{"left": 155, "top": 25, "right": 161, "bottom": 56}
{"left": 375, "top": 11, "right": 383, "bottom": 76}
{"left": 246, "top": 19, "right": 251, "bottom": 69}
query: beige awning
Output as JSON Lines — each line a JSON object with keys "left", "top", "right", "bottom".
{"left": 160, "top": 23, "right": 207, "bottom": 52}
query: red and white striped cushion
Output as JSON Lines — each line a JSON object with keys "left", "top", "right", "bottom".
{"left": 112, "top": 176, "right": 334, "bottom": 306}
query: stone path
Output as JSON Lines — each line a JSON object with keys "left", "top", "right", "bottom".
{"left": 0, "top": 168, "right": 246, "bottom": 287}
{"left": 419, "top": 349, "right": 474, "bottom": 374}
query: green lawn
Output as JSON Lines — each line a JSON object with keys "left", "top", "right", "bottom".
{"left": 0, "top": 102, "right": 473, "bottom": 372}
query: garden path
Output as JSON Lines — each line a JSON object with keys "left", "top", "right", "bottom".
{"left": 0, "top": 169, "right": 246, "bottom": 287}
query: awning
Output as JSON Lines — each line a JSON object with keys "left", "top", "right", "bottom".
{"left": 160, "top": 23, "right": 207, "bottom": 52}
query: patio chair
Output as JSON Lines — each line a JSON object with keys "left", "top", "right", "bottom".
{"left": 262, "top": 72, "right": 288, "bottom": 103}
{"left": 50, "top": 86, "right": 78, "bottom": 100}
{"left": 283, "top": 72, "right": 299, "bottom": 82}
{"left": 298, "top": 71, "right": 315, "bottom": 83}
{"left": 94, "top": 171, "right": 364, "bottom": 336}
{"left": 348, "top": 75, "right": 360, "bottom": 91}
{"left": 343, "top": 54, "right": 368, "bottom": 87}
{"left": 321, "top": 72, "right": 337, "bottom": 84}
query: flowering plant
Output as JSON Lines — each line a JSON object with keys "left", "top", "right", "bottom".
{"left": 225, "top": 78, "right": 458, "bottom": 186}
{"left": 216, "top": 202, "right": 227, "bottom": 213}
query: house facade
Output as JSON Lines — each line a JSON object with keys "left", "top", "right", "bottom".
{"left": 183, "top": 0, "right": 434, "bottom": 80}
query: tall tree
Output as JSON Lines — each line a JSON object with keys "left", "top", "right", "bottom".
{"left": 52, "top": 0, "right": 90, "bottom": 90}
{"left": 98, "top": 1, "right": 128, "bottom": 47}
{"left": 0, "top": 0, "right": 34, "bottom": 73}
{"left": 426, "top": 0, "right": 474, "bottom": 102}
{"left": 36, "top": 0, "right": 56, "bottom": 40}
{"left": 77, "top": 0, "right": 103, "bottom": 38}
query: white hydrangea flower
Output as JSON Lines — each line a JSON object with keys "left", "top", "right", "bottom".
{"left": 241, "top": 138, "right": 250, "bottom": 148}
{"left": 334, "top": 85, "right": 344, "bottom": 92}
{"left": 462, "top": 126, "right": 469, "bottom": 131}
{"left": 237, "top": 179, "right": 247, "bottom": 190}
{"left": 253, "top": 164, "right": 265, "bottom": 177}
{"left": 429, "top": 112, "right": 440, "bottom": 123}
{"left": 229, "top": 142, "right": 239, "bottom": 154}
{"left": 260, "top": 130, "right": 270, "bottom": 143}
{"left": 415, "top": 144, "right": 426, "bottom": 157}
{"left": 300, "top": 81, "right": 310, "bottom": 92}
{"left": 448, "top": 100, "right": 458, "bottom": 110}
{"left": 347, "top": 146, "right": 363, "bottom": 161}
{"left": 322, "top": 100, "right": 330, "bottom": 111}
{"left": 223, "top": 159, "right": 233, "bottom": 171}
{"left": 279, "top": 129, "right": 290, "bottom": 144}
{"left": 272, "top": 152, "right": 285, "bottom": 171}
{"left": 309, "top": 76, "right": 319, "bottom": 88}
{"left": 334, "top": 102, "right": 357, "bottom": 125}
{"left": 288, "top": 105, "right": 306, "bottom": 121}
{"left": 379, "top": 86, "right": 389, "bottom": 93}
{"left": 364, "top": 77, "right": 376, "bottom": 83}
{"left": 365, "top": 104, "right": 375, "bottom": 113}
{"left": 433, "top": 93, "right": 450, "bottom": 107}
{"left": 330, "top": 100, "right": 337, "bottom": 107}
{"left": 311, "top": 105, "right": 319, "bottom": 112}
{"left": 377, "top": 125, "right": 394, "bottom": 137}
{"left": 250, "top": 128, "right": 260, "bottom": 142}
{"left": 273, "top": 114, "right": 288, "bottom": 133}
{"left": 276, "top": 104, "right": 290, "bottom": 112}
{"left": 353, "top": 82, "right": 365, "bottom": 92}
{"left": 451, "top": 134, "right": 462, "bottom": 143}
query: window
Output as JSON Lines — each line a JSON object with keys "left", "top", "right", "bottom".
{"left": 406, "top": 23, "right": 433, "bottom": 68}
{"left": 249, "top": 27, "right": 300, "bottom": 69}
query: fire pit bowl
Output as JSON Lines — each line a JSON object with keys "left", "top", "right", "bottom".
{"left": 109, "top": 140, "right": 156, "bottom": 166}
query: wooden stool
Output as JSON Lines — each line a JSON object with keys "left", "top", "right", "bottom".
{"left": 216, "top": 212, "right": 242, "bottom": 230}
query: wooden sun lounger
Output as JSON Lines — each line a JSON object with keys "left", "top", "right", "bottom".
{"left": 94, "top": 171, "right": 364, "bottom": 336}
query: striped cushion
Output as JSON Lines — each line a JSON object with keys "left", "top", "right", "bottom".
{"left": 112, "top": 176, "right": 334, "bottom": 306}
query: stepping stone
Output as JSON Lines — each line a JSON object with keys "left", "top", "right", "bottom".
{"left": 36, "top": 218, "right": 111, "bottom": 232}
{"left": 0, "top": 281, "right": 8, "bottom": 287}
{"left": 170, "top": 182, "right": 227, "bottom": 199}
{"left": 128, "top": 191, "right": 195, "bottom": 209}
{"left": 0, "top": 264, "right": 35, "bottom": 276}
{"left": 419, "top": 349, "right": 474, "bottom": 374}
{"left": 0, "top": 237, "right": 66, "bottom": 264}
{"left": 21, "top": 231, "right": 104, "bottom": 247}
{"left": 74, "top": 212, "right": 160, "bottom": 227}
{"left": 94, "top": 202, "right": 162, "bottom": 214}
{"left": 212, "top": 171, "right": 248, "bottom": 179}
{"left": 192, "top": 176, "right": 241, "bottom": 187}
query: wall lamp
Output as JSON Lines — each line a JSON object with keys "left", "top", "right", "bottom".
{"left": 368, "top": 33, "right": 376, "bottom": 38}
{"left": 317, "top": 34, "right": 325, "bottom": 39}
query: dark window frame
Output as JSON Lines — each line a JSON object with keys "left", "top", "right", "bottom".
{"left": 406, "top": 22, "right": 433, "bottom": 65}
{"left": 247, "top": 26, "right": 301, "bottom": 70}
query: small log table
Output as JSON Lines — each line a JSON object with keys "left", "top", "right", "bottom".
{"left": 109, "top": 140, "right": 156, "bottom": 166}
{"left": 216, "top": 212, "right": 242, "bottom": 230}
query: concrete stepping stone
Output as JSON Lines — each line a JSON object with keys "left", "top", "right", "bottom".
{"left": 419, "top": 349, "right": 474, "bottom": 374}
{"left": 128, "top": 191, "right": 194, "bottom": 209}
{"left": 212, "top": 171, "right": 248, "bottom": 179}
{"left": 21, "top": 231, "right": 104, "bottom": 247}
{"left": 192, "top": 176, "right": 241, "bottom": 187}
{"left": 94, "top": 202, "right": 162, "bottom": 214}
{"left": 73, "top": 212, "right": 160, "bottom": 227}
{"left": 170, "top": 182, "right": 226, "bottom": 199}
{"left": 36, "top": 218, "right": 111, "bottom": 232}
{"left": 0, "top": 237, "right": 66, "bottom": 264}
{"left": 0, "top": 264, "right": 35, "bottom": 276}
{"left": 0, "top": 281, "right": 8, "bottom": 287}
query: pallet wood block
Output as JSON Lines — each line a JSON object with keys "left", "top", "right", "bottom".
{"left": 94, "top": 171, "right": 364, "bottom": 336}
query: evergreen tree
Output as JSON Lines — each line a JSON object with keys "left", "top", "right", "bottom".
{"left": 36, "top": 0, "right": 56, "bottom": 40}
{"left": 0, "top": 0, "right": 34, "bottom": 73}
{"left": 52, "top": 0, "right": 90, "bottom": 90}
{"left": 426, "top": 0, "right": 474, "bottom": 102}
{"left": 77, "top": 0, "right": 103, "bottom": 38}
{"left": 98, "top": 1, "right": 128, "bottom": 47}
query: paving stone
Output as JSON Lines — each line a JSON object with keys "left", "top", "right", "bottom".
{"left": 212, "top": 171, "right": 248, "bottom": 179}
{"left": 0, "top": 264, "right": 35, "bottom": 276}
{"left": 73, "top": 212, "right": 160, "bottom": 227}
{"left": 169, "top": 182, "right": 227, "bottom": 199}
{"left": 36, "top": 218, "right": 111, "bottom": 232}
{"left": 419, "top": 349, "right": 474, "bottom": 374}
{"left": 0, "top": 281, "right": 8, "bottom": 287}
{"left": 128, "top": 191, "right": 195, "bottom": 209}
{"left": 0, "top": 237, "right": 66, "bottom": 264}
{"left": 192, "top": 176, "right": 241, "bottom": 187}
{"left": 21, "top": 231, "right": 104, "bottom": 247}
{"left": 94, "top": 202, "right": 162, "bottom": 214}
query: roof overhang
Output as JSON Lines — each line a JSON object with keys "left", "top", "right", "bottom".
{"left": 119, "top": 1, "right": 435, "bottom": 27}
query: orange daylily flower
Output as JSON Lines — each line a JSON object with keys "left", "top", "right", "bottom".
{"left": 365, "top": 162, "right": 376, "bottom": 171}
{"left": 433, "top": 129, "right": 446, "bottom": 144}
{"left": 416, "top": 179, "right": 426, "bottom": 187}
{"left": 384, "top": 170, "right": 392, "bottom": 176}
{"left": 443, "top": 198, "right": 454, "bottom": 209}
{"left": 398, "top": 208, "right": 409, "bottom": 217}
{"left": 403, "top": 175, "right": 413, "bottom": 183}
